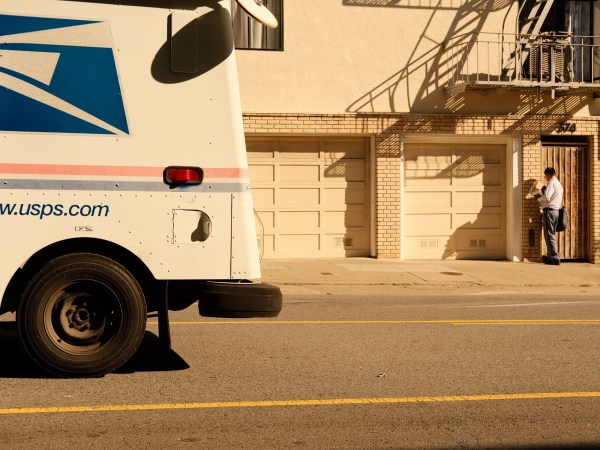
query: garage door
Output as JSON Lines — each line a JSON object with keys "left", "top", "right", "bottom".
{"left": 403, "top": 143, "right": 506, "bottom": 260}
{"left": 248, "top": 138, "right": 370, "bottom": 259}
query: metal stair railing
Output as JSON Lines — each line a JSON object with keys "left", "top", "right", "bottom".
{"left": 445, "top": 32, "right": 599, "bottom": 88}
{"left": 503, "top": 0, "right": 555, "bottom": 80}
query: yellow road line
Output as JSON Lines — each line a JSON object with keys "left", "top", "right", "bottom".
{"left": 1, "top": 392, "right": 599, "bottom": 416}
{"left": 147, "top": 319, "right": 600, "bottom": 326}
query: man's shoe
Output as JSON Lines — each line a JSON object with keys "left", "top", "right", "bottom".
{"left": 542, "top": 255, "right": 560, "bottom": 265}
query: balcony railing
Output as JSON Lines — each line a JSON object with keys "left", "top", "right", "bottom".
{"left": 444, "top": 32, "right": 600, "bottom": 95}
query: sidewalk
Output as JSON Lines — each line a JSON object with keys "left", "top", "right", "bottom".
{"left": 260, "top": 258, "right": 600, "bottom": 295}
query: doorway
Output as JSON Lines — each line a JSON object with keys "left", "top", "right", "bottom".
{"left": 542, "top": 140, "right": 589, "bottom": 260}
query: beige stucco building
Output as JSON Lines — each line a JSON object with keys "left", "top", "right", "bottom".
{"left": 235, "top": 0, "right": 600, "bottom": 262}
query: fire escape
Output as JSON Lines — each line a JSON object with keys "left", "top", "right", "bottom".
{"left": 445, "top": 0, "right": 600, "bottom": 98}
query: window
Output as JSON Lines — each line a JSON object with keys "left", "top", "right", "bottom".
{"left": 232, "top": 0, "right": 283, "bottom": 50}
{"left": 535, "top": 0, "right": 593, "bottom": 36}
{"left": 519, "top": 0, "right": 595, "bottom": 82}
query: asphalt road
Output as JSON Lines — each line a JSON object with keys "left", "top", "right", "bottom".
{"left": 0, "top": 292, "right": 599, "bottom": 449}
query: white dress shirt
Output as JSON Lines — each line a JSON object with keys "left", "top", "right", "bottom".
{"left": 538, "top": 176, "right": 563, "bottom": 210}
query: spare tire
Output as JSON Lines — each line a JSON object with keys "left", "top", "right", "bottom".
{"left": 197, "top": 281, "right": 282, "bottom": 318}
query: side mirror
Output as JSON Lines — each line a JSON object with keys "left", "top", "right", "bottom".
{"left": 235, "top": 0, "right": 278, "bottom": 29}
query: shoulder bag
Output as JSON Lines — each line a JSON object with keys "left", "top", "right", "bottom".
{"left": 556, "top": 206, "right": 568, "bottom": 232}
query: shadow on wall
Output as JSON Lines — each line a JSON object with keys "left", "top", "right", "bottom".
{"left": 343, "top": 0, "right": 495, "bottom": 7}
{"left": 343, "top": 0, "right": 593, "bottom": 115}
{"left": 373, "top": 112, "right": 586, "bottom": 140}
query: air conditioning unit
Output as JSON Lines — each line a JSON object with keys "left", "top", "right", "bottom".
{"left": 528, "top": 42, "right": 565, "bottom": 80}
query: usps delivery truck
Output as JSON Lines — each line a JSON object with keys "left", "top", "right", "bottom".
{"left": 0, "top": 0, "right": 282, "bottom": 377}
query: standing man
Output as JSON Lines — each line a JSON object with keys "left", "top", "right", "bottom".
{"left": 536, "top": 167, "right": 564, "bottom": 265}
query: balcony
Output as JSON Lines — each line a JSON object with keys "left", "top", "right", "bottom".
{"left": 444, "top": 32, "right": 600, "bottom": 98}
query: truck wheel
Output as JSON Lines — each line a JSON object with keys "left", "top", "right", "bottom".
{"left": 17, "top": 254, "right": 147, "bottom": 377}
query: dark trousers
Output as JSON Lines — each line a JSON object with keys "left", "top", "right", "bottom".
{"left": 542, "top": 208, "right": 560, "bottom": 262}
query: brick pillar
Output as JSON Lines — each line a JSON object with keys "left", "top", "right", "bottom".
{"left": 375, "top": 129, "right": 401, "bottom": 259}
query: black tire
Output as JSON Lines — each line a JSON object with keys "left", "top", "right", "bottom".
{"left": 17, "top": 253, "right": 147, "bottom": 377}
{"left": 198, "top": 281, "right": 282, "bottom": 318}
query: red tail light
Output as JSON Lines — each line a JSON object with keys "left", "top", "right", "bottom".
{"left": 163, "top": 166, "right": 204, "bottom": 187}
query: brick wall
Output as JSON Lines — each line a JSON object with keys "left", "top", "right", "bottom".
{"left": 244, "top": 113, "right": 600, "bottom": 262}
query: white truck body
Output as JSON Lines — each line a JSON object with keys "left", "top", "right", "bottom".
{"left": 0, "top": 0, "right": 281, "bottom": 377}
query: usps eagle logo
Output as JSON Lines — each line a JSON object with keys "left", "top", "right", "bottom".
{"left": 0, "top": 14, "right": 129, "bottom": 135}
